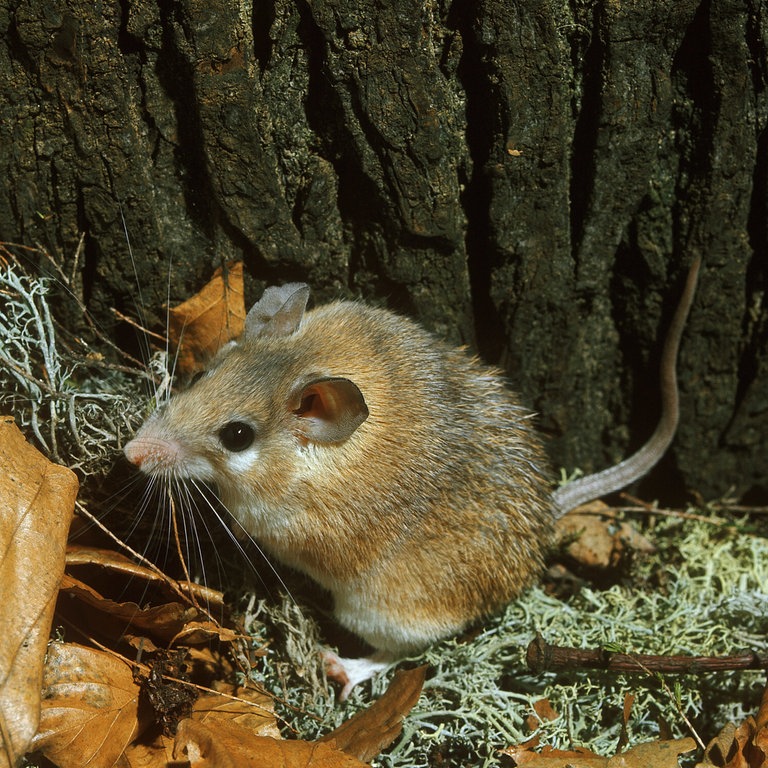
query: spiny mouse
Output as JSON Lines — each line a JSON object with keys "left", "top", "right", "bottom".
{"left": 125, "top": 256, "right": 701, "bottom": 699}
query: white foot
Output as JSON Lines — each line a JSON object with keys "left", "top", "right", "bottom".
{"left": 322, "top": 649, "right": 397, "bottom": 701}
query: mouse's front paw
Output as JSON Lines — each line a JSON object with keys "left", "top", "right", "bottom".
{"left": 321, "top": 649, "right": 395, "bottom": 702}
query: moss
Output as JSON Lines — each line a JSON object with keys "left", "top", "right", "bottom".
{"left": 0, "top": 260, "right": 148, "bottom": 475}
{"left": 247, "top": 514, "right": 767, "bottom": 766}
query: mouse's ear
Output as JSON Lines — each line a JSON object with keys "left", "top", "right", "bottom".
{"left": 290, "top": 377, "right": 369, "bottom": 444}
{"left": 246, "top": 283, "right": 310, "bottom": 339}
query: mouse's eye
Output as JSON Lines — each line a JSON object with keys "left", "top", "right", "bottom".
{"left": 218, "top": 421, "right": 255, "bottom": 452}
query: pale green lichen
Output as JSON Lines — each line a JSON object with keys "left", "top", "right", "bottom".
{"left": 0, "top": 251, "right": 149, "bottom": 475}
{"left": 246, "top": 514, "right": 768, "bottom": 767}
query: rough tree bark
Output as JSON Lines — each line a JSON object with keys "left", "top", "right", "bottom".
{"left": 0, "top": 0, "right": 765, "bottom": 502}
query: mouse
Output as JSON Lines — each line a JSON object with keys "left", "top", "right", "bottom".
{"left": 124, "top": 255, "right": 701, "bottom": 699}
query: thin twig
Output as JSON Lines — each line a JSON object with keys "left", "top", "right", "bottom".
{"left": 112, "top": 307, "right": 168, "bottom": 345}
{"left": 527, "top": 634, "right": 768, "bottom": 675}
{"left": 74, "top": 501, "right": 220, "bottom": 624}
{"left": 169, "top": 490, "right": 199, "bottom": 612}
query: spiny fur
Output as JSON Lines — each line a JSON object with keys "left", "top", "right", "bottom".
{"left": 128, "top": 298, "right": 555, "bottom": 654}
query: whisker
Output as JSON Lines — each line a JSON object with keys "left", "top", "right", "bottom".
{"left": 164, "top": 251, "right": 173, "bottom": 398}
{"left": 188, "top": 478, "right": 298, "bottom": 608}
{"left": 118, "top": 204, "right": 155, "bottom": 387}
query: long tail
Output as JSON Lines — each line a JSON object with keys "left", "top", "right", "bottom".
{"left": 551, "top": 255, "right": 702, "bottom": 517}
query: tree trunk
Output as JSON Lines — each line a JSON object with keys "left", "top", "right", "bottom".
{"left": 0, "top": 0, "right": 765, "bottom": 502}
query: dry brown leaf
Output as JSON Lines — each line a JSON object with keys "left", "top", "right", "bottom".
{"left": 757, "top": 682, "right": 768, "bottom": 732}
{"left": 182, "top": 645, "right": 244, "bottom": 687}
{"left": 697, "top": 681, "right": 768, "bottom": 766}
{"left": 194, "top": 688, "right": 280, "bottom": 739}
{"left": 616, "top": 692, "right": 635, "bottom": 753}
{"left": 59, "top": 572, "right": 207, "bottom": 640}
{"left": 59, "top": 548, "right": 234, "bottom": 644}
{"left": 31, "top": 642, "right": 145, "bottom": 768}
{"left": 0, "top": 416, "right": 78, "bottom": 766}
{"left": 503, "top": 738, "right": 696, "bottom": 767}
{"left": 698, "top": 722, "right": 742, "bottom": 768}
{"left": 168, "top": 261, "right": 245, "bottom": 375}
{"left": 697, "top": 715, "right": 768, "bottom": 767}
{"left": 556, "top": 502, "right": 655, "bottom": 569}
{"left": 119, "top": 685, "right": 279, "bottom": 766}
{"left": 502, "top": 743, "right": 605, "bottom": 766}
{"left": 525, "top": 698, "right": 559, "bottom": 735}
{"left": 319, "top": 666, "right": 427, "bottom": 762}
{"left": 174, "top": 720, "right": 368, "bottom": 768}
{"left": 747, "top": 682, "right": 768, "bottom": 765}
{"left": 533, "top": 698, "right": 559, "bottom": 723}
{"left": 172, "top": 668, "right": 426, "bottom": 767}
{"left": 610, "top": 738, "right": 698, "bottom": 766}
{"left": 123, "top": 733, "right": 176, "bottom": 767}
{"left": 66, "top": 544, "right": 225, "bottom": 608}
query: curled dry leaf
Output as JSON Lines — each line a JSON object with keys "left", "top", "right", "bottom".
{"left": 0, "top": 416, "right": 78, "bottom": 766}
{"left": 612, "top": 739, "right": 698, "bottom": 767}
{"left": 66, "top": 544, "right": 225, "bottom": 608}
{"left": 122, "top": 678, "right": 281, "bottom": 764}
{"left": 168, "top": 261, "right": 245, "bottom": 376}
{"left": 59, "top": 572, "right": 219, "bottom": 645}
{"left": 174, "top": 721, "right": 368, "bottom": 768}
{"left": 696, "top": 722, "right": 749, "bottom": 768}
{"left": 501, "top": 744, "right": 604, "bottom": 766}
{"left": 31, "top": 642, "right": 145, "bottom": 768}
{"left": 194, "top": 688, "right": 280, "bottom": 739}
{"left": 170, "top": 666, "right": 426, "bottom": 767}
{"left": 696, "top": 681, "right": 768, "bottom": 767}
{"left": 123, "top": 734, "right": 176, "bottom": 767}
{"left": 525, "top": 698, "right": 559, "bottom": 732}
{"left": 556, "top": 501, "right": 656, "bottom": 570}
{"left": 320, "top": 666, "right": 427, "bottom": 762}
{"left": 60, "top": 546, "right": 233, "bottom": 646}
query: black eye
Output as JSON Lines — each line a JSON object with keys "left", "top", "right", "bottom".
{"left": 218, "top": 421, "right": 255, "bottom": 452}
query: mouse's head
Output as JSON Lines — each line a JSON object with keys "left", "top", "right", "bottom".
{"left": 123, "top": 283, "right": 370, "bottom": 519}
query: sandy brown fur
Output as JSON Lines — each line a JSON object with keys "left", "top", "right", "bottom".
{"left": 126, "top": 259, "right": 699, "bottom": 662}
{"left": 128, "top": 296, "right": 555, "bottom": 654}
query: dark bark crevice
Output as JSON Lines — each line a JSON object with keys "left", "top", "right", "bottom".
{"left": 569, "top": 0, "right": 604, "bottom": 262}
{"left": 156, "top": 0, "right": 218, "bottom": 242}
{"left": 449, "top": 0, "right": 499, "bottom": 359}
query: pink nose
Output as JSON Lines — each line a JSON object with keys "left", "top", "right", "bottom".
{"left": 123, "top": 435, "right": 184, "bottom": 475}
{"left": 123, "top": 438, "right": 146, "bottom": 467}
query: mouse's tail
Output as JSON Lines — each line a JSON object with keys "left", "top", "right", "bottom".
{"left": 551, "top": 254, "right": 702, "bottom": 518}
